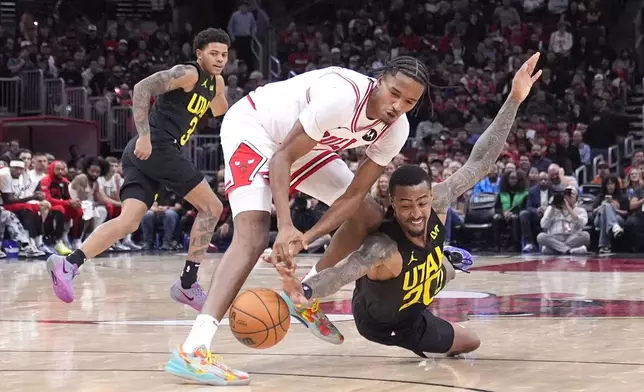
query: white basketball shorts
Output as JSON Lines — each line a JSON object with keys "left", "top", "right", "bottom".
{"left": 220, "top": 95, "right": 354, "bottom": 218}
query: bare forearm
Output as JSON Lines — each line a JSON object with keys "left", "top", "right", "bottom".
{"left": 269, "top": 151, "right": 296, "bottom": 227}
{"left": 305, "top": 193, "right": 364, "bottom": 242}
{"left": 303, "top": 233, "right": 397, "bottom": 299}
{"left": 433, "top": 96, "right": 521, "bottom": 211}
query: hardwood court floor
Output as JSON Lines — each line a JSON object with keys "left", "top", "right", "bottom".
{"left": 2, "top": 252, "right": 644, "bottom": 391}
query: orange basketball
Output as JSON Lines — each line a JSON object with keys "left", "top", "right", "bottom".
{"left": 229, "top": 288, "right": 291, "bottom": 349}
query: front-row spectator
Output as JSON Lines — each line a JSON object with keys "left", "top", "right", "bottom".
{"left": 141, "top": 187, "right": 182, "bottom": 250}
{"left": 625, "top": 182, "right": 644, "bottom": 252}
{"left": 492, "top": 170, "right": 527, "bottom": 251}
{"left": 593, "top": 175, "right": 628, "bottom": 253}
{"left": 520, "top": 171, "right": 553, "bottom": 253}
{"left": 537, "top": 186, "right": 590, "bottom": 254}
{"left": 39, "top": 161, "right": 84, "bottom": 251}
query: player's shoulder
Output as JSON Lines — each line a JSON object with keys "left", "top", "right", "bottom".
{"left": 162, "top": 63, "right": 200, "bottom": 87}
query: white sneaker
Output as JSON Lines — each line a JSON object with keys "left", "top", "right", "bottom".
{"left": 122, "top": 238, "right": 142, "bottom": 250}
{"left": 113, "top": 242, "right": 130, "bottom": 252}
{"left": 0, "top": 250, "right": 6, "bottom": 258}
{"left": 20, "top": 243, "right": 45, "bottom": 257}
{"left": 522, "top": 243, "right": 535, "bottom": 253}
{"left": 612, "top": 223, "right": 624, "bottom": 237}
{"left": 570, "top": 245, "right": 588, "bottom": 255}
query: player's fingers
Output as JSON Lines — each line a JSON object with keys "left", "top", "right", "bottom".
{"left": 531, "top": 69, "right": 543, "bottom": 83}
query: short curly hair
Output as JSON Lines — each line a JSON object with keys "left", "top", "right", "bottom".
{"left": 193, "top": 28, "right": 231, "bottom": 53}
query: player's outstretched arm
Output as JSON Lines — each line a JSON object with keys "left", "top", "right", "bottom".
{"left": 432, "top": 52, "right": 542, "bottom": 213}
{"left": 278, "top": 233, "right": 400, "bottom": 304}
{"left": 132, "top": 64, "right": 199, "bottom": 138}
{"left": 210, "top": 75, "right": 228, "bottom": 117}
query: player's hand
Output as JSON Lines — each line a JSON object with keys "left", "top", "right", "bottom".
{"left": 274, "top": 262, "right": 308, "bottom": 305}
{"left": 134, "top": 135, "right": 152, "bottom": 160}
{"left": 34, "top": 191, "right": 45, "bottom": 201}
{"left": 271, "top": 225, "right": 308, "bottom": 271}
{"left": 510, "top": 52, "right": 542, "bottom": 103}
{"left": 69, "top": 200, "right": 82, "bottom": 209}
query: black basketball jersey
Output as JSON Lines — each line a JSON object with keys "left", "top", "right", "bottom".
{"left": 354, "top": 209, "right": 447, "bottom": 328}
{"left": 148, "top": 61, "right": 217, "bottom": 146}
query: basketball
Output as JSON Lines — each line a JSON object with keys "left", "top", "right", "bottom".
{"left": 229, "top": 288, "right": 291, "bottom": 349}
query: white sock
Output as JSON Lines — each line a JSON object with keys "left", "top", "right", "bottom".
{"left": 35, "top": 236, "right": 43, "bottom": 247}
{"left": 303, "top": 264, "right": 318, "bottom": 281}
{"left": 183, "top": 314, "right": 219, "bottom": 352}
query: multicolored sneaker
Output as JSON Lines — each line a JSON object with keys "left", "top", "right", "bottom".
{"left": 54, "top": 241, "right": 72, "bottom": 256}
{"left": 279, "top": 292, "right": 344, "bottom": 345}
{"left": 46, "top": 254, "right": 78, "bottom": 303}
{"left": 165, "top": 345, "right": 250, "bottom": 386}
{"left": 169, "top": 280, "right": 207, "bottom": 311}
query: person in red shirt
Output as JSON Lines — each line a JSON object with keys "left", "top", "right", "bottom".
{"left": 39, "top": 161, "right": 84, "bottom": 248}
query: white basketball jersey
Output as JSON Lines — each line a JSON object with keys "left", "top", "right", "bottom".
{"left": 247, "top": 67, "right": 409, "bottom": 166}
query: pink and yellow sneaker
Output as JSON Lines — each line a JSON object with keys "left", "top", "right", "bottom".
{"left": 280, "top": 292, "right": 344, "bottom": 344}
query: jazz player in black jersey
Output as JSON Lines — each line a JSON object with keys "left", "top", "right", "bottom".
{"left": 277, "top": 52, "right": 543, "bottom": 356}
{"left": 279, "top": 165, "right": 480, "bottom": 356}
{"left": 46, "top": 28, "right": 230, "bottom": 311}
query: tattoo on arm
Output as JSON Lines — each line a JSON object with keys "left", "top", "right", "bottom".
{"left": 132, "top": 65, "right": 189, "bottom": 137}
{"left": 304, "top": 233, "right": 398, "bottom": 299}
{"left": 432, "top": 97, "right": 522, "bottom": 213}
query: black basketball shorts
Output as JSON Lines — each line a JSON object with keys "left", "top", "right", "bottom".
{"left": 120, "top": 136, "right": 204, "bottom": 208}
{"left": 352, "top": 296, "right": 455, "bottom": 357}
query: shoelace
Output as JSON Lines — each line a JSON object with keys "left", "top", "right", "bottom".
{"left": 193, "top": 284, "right": 207, "bottom": 299}
{"left": 199, "top": 349, "right": 224, "bottom": 366}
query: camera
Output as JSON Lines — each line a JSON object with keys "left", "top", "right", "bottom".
{"left": 551, "top": 192, "right": 565, "bottom": 208}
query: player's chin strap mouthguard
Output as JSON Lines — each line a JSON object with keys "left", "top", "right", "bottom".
{"left": 443, "top": 246, "right": 474, "bottom": 273}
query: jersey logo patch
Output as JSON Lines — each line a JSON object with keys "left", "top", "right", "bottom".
{"left": 201, "top": 80, "right": 208, "bottom": 88}
{"left": 362, "top": 129, "right": 378, "bottom": 142}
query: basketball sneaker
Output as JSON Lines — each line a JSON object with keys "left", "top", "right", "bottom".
{"left": 169, "top": 280, "right": 207, "bottom": 311}
{"left": 165, "top": 345, "right": 250, "bottom": 386}
{"left": 279, "top": 292, "right": 344, "bottom": 345}
{"left": 46, "top": 254, "right": 78, "bottom": 303}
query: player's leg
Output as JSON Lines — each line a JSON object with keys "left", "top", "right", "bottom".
{"left": 168, "top": 179, "right": 223, "bottom": 311}
{"left": 46, "top": 145, "right": 155, "bottom": 303}
{"left": 165, "top": 100, "right": 270, "bottom": 386}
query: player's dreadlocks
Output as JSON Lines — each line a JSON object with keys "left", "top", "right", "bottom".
{"left": 381, "top": 56, "right": 431, "bottom": 92}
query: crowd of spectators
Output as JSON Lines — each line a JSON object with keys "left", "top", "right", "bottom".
{"left": 0, "top": 139, "right": 233, "bottom": 258}
{"left": 0, "top": 0, "right": 643, "bottom": 257}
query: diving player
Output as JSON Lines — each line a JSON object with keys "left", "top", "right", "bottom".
{"left": 278, "top": 52, "right": 543, "bottom": 351}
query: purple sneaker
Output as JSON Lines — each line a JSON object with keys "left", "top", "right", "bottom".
{"left": 46, "top": 255, "right": 78, "bottom": 303}
{"left": 170, "top": 280, "right": 207, "bottom": 311}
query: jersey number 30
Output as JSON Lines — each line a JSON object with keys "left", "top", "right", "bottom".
{"left": 181, "top": 93, "right": 209, "bottom": 146}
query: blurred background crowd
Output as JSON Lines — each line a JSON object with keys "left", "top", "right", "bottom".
{"left": 1, "top": 0, "right": 644, "bottom": 258}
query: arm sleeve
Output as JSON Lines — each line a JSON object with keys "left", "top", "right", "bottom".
{"left": 298, "top": 73, "right": 359, "bottom": 142}
{"left": 365, "top": 116, "right": 410, "bottom": 167}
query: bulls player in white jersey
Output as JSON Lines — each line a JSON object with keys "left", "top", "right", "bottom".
{"left": 165, "top": 56, "right": 429, "bottom": 385}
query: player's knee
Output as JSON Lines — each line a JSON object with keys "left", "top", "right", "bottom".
{"left": 118, "top": 215, "right": 143, "bottom": 234}
{"left": 232, "top": 211, "right": 270, "bottom": 255}
{"left": 194, "top": 193, "right": 223, "bottom": 218}
{"left": 350, "top": 195, "right": 385, "bottom": 231}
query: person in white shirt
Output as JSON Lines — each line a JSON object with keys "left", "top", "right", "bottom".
{"left": 537, "top": 185, "right": 590, "bottom": 254}
{"left": 549, "top": 21, "right": 573, "bottom": 55}
{"left": 0, "top": 160, "right": 45, "bottom": 257}
{"left": 28, "top": 152, "right": 48, "bottom": 193}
